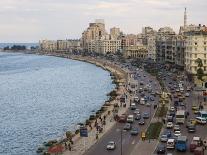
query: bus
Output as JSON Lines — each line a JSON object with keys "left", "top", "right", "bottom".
{"left": 176, "top": 136, "right": 187, "bottom": 152}
{"left": 199, "top": 111, "right": 207, "bottom": 120}
{"left": 176, "top": 110, "right": 185, "bottom": 124}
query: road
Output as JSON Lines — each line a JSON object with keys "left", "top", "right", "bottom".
{"left": 84, "top": 63, "right": 161, "bottom": 155}
{"left": 154, "top": 68, "right": 207, "bottom": 155}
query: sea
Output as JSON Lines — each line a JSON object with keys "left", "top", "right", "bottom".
{"left": 0, "top": 51, "right": 115, "bottom": 155}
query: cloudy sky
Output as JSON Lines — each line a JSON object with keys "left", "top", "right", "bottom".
{"left": 0, "top": 0, "right": 206, "bottom": 42}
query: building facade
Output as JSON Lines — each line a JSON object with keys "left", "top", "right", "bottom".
{"left": 184, "top": 29, "right": 207, "bottom": 74}
{"left": 123, "top": 45, "right": 148, "bottom": 59}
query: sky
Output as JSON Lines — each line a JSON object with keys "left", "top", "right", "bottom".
{"left": 0, "top": 0, "right": 206, "bottom": 42}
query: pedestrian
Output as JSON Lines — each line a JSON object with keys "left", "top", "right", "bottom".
{"left": 96, "top": 133, "right": 99, "bottom": 140}
{"left": 68, "top": 143, "right": 71, "bottom": 151}
{"left": 103, "top": 115, "right": 106, "bottom": 120}
{"left": 65, "top": 142, "right": 68, "bottom": 150}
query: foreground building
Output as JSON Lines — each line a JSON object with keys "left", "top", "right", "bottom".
{"left": 184, "top": 26, "right": 207, "bottom": 74}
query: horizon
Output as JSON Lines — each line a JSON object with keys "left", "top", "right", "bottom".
{"left": 0, "top": 0, "right": 206, "bottom": 42}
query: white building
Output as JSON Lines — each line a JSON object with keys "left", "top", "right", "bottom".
{"left": 147, "top": 35, "right": 156, "bottom": 61}
{"left": 184, "top": 29, "right": 207, "bottom": 74}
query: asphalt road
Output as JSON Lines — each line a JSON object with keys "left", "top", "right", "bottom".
{"left": 154, "top": 69, "right": 207, "bottom": 155}
{"left": 84, "top": 64, "right": 161, "bottom": 155}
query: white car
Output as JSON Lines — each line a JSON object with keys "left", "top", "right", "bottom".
{"left": 174, "top": 130, "right": 181, "bottom": 137}
{"left": 170, "top": 107, "right": 175, "bottom": 112}
{"left": 106, "top": 141, "right": 116, "bottom": 150}
{"left": 167, "top": 122, "right": 174, "bottom": 128}
{"left": 140, "top": 98, "right": 145, "bottom": 105}
{"left": 185, "top": 93, "right": 190, "bottom": 97}
{"left": 134, "top": 109, "right": 140, "bottom": 115}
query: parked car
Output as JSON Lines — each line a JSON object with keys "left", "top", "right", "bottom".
{"left": 106, "top": 141, "right": 116, "bottom": 150}
{"left": 156, "top": 144, "right": 166, "bottom": 154}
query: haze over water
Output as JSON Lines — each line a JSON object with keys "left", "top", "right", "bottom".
{"left": 0, "top": 52, "right": 115, "bottom": 155}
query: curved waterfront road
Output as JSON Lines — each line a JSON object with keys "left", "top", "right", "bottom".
{"left": 84, "top": 62, "right": 161, "bottom": 155}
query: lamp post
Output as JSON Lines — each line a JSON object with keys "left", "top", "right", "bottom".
{"left": 121, "top": 129, "right": 123, "bottom": 155}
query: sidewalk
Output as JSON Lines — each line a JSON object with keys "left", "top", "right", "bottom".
{"left": 63, "top": 59, "right": 132, "bottom": 155}
{"left": 130, "top": 140, "right": 158, "bottom": 155}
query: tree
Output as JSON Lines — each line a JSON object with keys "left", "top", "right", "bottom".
{"left": 195, "top": 58, "right": 204, "bottom": 81}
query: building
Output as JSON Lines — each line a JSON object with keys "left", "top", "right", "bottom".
{"left": 147, "top": 35, "right": 156, "bottom": 61}
{"left": 40, "top": 39, "right": 81, "bottom": 52}
{"left": 40, "top": 40, "right": 57, "bottom": 52}
{"left": 110, "top": 27, "right": 121, "bottom": 39}
{"left": 156, "top": 27, "right": 176, "bottom": 63}
{"left": 81, "top": 19, "right": 106, "bottom": 52}
{"left": 184, "top": 27, "right": 207, "bottom": 74}
{"left": 123, "top": 45, "right": 148, "bottom": 59}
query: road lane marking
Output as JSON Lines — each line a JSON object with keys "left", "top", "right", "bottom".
{"left": 131, "top": 140, "right": 135, "bottom": 145}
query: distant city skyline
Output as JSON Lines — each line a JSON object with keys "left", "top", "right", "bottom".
{"left": 0, "top": 0, "right": 206, "bottom": 42}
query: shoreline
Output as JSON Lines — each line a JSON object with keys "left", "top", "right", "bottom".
{"left": 35, "top": 52, "right": 129, "bottom": 155}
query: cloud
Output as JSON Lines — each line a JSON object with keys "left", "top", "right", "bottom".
{"left": 0, "top": 0, "right": 205, "bottom": 42}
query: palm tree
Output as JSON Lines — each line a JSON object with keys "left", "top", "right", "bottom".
{"left": 195, "top": 58, "right": 204, "bottom": 81}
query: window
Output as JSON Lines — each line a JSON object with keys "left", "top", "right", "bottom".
{"left": 195, "top": 47, "right": 197, "bottom": 51}
{"left": 195, "top": 42, "right": 198, "bottom": 45}
{"left": 205, "top": 47, "right": 207, "bottom": 51}
{"left": 204, "top": 42, "right": 206, "bottom": 45}
{"left": 205, "top": 54, "right": 207, "bottom": 58}
{"left": 195, "top": 54, "right": 197, "bottom": 58}
{"left": 204, "top": 60, "right": 207, "bottom": 64}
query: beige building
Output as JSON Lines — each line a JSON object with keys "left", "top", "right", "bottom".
{"left": 40, "top": 39, "right": 81, "bottom": 52}
{"left": 123, "top": 45, "right": 148, "bottom": 59}
{"left": 110, "top": 27, "right": 121, "bottom": 39}
{"left": 81, "top": 19, "right": 106, "bottom": 52}
{"left": 40, "top": 40, "right": 57, "bottom": 52}
{"left": 184, "top": 28, "right": 207, "bottom": 74}
{"left": 147, "top": 35, "right": 156, "bottom": 61}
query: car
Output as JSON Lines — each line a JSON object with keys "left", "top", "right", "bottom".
{"left": 127, "top": 115, "right": 134, "bottom": 123}
{"left": 166, "top": 115, "right": 173, "bottom": 122}
{"left": 188, "top": 124, "right": 196, "bottom": 132}
{"left": 187, "top": 87, "right": 191, "bottom": 91}
{"left": 156, "top": 144, "right": 166, "bottom": 154}
{"left": 151, "top": 91, "right": 156, "bottom": 96}
{"left": 106, "top": 141, "right": 116, "bottom": 150}
{"left": 139, "top": 119, "right": 145, "bottom": 125}
{"left": 196, "top": 117, "right": 207, "bottom": 125}
{"left": 130, "top": 103, "right": 136, "bottom": 110}
{"left": 170, "top": 107, "right": 175, "bottom": 112}
{"left": 192, "top": 105, "right": 199, "bottom": 111}
{"left": 185, "top": 92, "right": 190, "bottom": 97}
{"left": 173, "top": 125, "right": 180, "bottom": 131}
{"left": 134, "top": 109, "right": 140, "bottom": 115}
{"left": 135, "top": 114, "right": 141, "bottom": 120}
{"left": 143, "top": 112, "right": 150, "bottom": 119}
{"left": 130, "top": 127, "right": 139, "bottom": 135}
{"left": 160, "top": 134, "right": 168, "bottom": 142}
{"left": 174, "top": 130, "right": 181, "bottom": 137}
{"left": 149, "top": 96, "right": 154, "bottom": 101}
{"left": 144, "top": 96, "right": 148, "bottom": 101}
{"left": 166, "top": 122, "right": 173, "bottom": 128}
{"left": 123, "top": 123, "right": 132, "bottom": 130}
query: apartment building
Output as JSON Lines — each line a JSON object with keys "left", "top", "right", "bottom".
{"left": 185, "top": 28, "right": 207, "bottom": 74}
